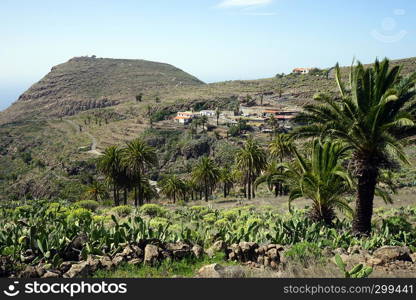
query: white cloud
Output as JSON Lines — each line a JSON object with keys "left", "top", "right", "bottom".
{"left": 217, "top": 0, "right": 273, "bottom": 8}
{"left": 241, "top": 12, "right": 277, "bottom": 16}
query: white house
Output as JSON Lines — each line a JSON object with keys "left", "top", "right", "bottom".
{"left": 199, "top": 110, "right": 216, "bottom": 117}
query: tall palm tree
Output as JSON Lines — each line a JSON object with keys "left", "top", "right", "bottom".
{"left": 122, "top": 138, "right": 158, "bottom": 207}
{"left": 219, "top": 168, "right": 234, "bottom": 198}
{"left": 235, "top": 138, "right": 267, "bottom": 200}
{"left": 255, "top": 161, "right": 284, "bottom": 197}
{"left": 292, "top": 58, "right": 416, "bottom": 234}
{"left": 200, "top": 115, "right": 209, "bottom": 132}
{"left": 141, "top": 177, "right": 159, "bottom": 203}
{"left": 192, "top": 156, "right": 220, "bottom": 202}
{"left": 84, "top": 181, "right": 109, "bottom": 202}
{"left": 276, "top": 140, "right": 353, "bottom": 225}
{"left": 215, "top": 108, "right": 221, "bottom": 126}
{"left": 97, "top": 146, "right": 123, "bottom": 206}
{"left": 159, "top": 175, "right": 186, "bottom": 203}
{"left": 269, "top": 133, "right": 294, "bottom": 163}
{"left": 267, "top": 115, "right": 279, "bottom": 138}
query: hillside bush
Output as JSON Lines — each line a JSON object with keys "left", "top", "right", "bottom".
{"left": 139, "top": 204, "right": 167, "bottom": 218}
{"left": 74, "top": 200, "right": 99, "bottom": 212}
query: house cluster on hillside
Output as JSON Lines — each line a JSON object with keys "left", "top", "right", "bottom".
{"left": 174, "top": 110, "right": 216, "bottom": 124}
{"left": 173, "top": 105, "right": 300, "bottom": 132}
{"left": 292, "top": 67, "right": 313, "bottom": 74}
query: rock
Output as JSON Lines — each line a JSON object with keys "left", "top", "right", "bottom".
{"left": 192, "top": 245, "right": 203, "bottom": 259}
{"left": 367, "top": 257, "right": 383, "bottom": 266}
{"left": 59, "top": 262, "right": 73, "bottom": 274}
{"left": 334, "top": 248, "right": 347, "bottom": 255}
{"left": 86, "top": 256, "right": 102, "bottom": 273}
{"left": 42, "top": 271, "right": 60, "bottom": 278}
{"left": 266, "top": 248, "right": 280, "bottom": 263}
{"left": 166, "top": 242, "right": 191, "bottom": 259}
{"left": 257, "top": 256, "right": 264, "bottom": 265}
{"left": 264, "top": 256, "right": 270, "bottom": 267}
{"left": 197, "top": 264, "right": 246, "bottom": 278}
{"left": 63, "top": 261, "right": 92, "bottom": 278}
{"left": 112, "top": 254, "right": 126, "bottom": 267}
{"left": 20, "top": 266, "right": 39, "bottom": 278}
{"left": 128, "top": 258, "right": 142, "bottom": 266}
{"left": 239, "top": 242, "right": 258, "bottom": 262}
{"left": 144, "top": 244, "right": 160, "bottom": 265}
{"left": 373, "top": 246, "right": 412, "bottom": 263}
{"left": 410, "top": 253, "right": 416, "bottom": 263}
{"left": 100, "top": 256, "right": 115, "bottom": 270}
{"left": 35, "top": 266, "right": 46, "bottom": 277}
{"left": 212, "top": 240, "right": 226, "bottom": 251}
{"left": 348, "top": 245, "right": 362, "bottom": 254}
{"left": 0, "top": 256, "right": 13, "bottom": 278}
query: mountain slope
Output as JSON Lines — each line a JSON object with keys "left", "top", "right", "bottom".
{"left": 0, "top": 56, "right": 204, "bottom": 124}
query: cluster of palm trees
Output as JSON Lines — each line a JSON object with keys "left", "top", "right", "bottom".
{"left": 97, "top": 138, "right": 158, "bottom": 206}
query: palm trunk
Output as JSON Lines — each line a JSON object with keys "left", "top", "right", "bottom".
{"left": 123, "top": 188, "right": 127, "bottom": 205}
{"left": 352, "top": 166, "right": 378, "bottom": 235}
{"left": 247, "top": 172, "right": 251, "bottom": 200}
{"left": 113, "top": 184, "right": 118, "bottom": 206}
{"left": 223, "top": 183, "right": 227, "bottom": 198}
{"left": 204, "top": 179, "right": 209, "bottom": 202}
{"left": 134, "top": 187, "right": 138, "bottom": 207}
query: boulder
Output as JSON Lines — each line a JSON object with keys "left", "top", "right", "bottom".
{"left": 0, "top": 256, "right": 14, "bottom": 278}
{"left": 166, "top": 242, "right": 191, "bottom": 259}
{"left": 59, "top": 261, "right": 73, "bottom": 274}
{"left": 410, "top": 253, "right": 416, "bottom": 264}
{"left": 197, "top": 264, "right": 246, "bottom": 278}
{"left": 266, "top": 248, "right": 280, "bottom": 264}
{"left": 100, "top": 256, "right": 115, "bottom": 270}
{"left": 19, "top": 266, "right": 39, "bottom": 278}
{"left": 128, "top": 258, "right": 142, "bottom": 266}
{"left": 112, "top": 254, "right": 126, "bottom": 267}
{"left": 86, "top": 256, "right": 102, "bottom": 273}
{"left": 63, "top": 261, "right": 92, "bottom": 278}
{"left": 144, "top": 244, "right": 160, "bottom": 265}
{"left": 373, "top": 246, "right": 412, "bottom": 263}
{"left": 42, "top": 271, "right": 60, "bottom": 278}
{"left": 192, "top": 245, "right": 204, "bottom": 259}
{"left": 63, "top": 233, "right": 88, "bottom": 261}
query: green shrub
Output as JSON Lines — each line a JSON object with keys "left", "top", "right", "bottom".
{"left": 214, "top": 218, "right": 229, "bottom": 227}
{"left": 382, "top": 216, "right": 412, "bottom": 234}
{"left": 285, "top": 242, "right": 323, "bottom": 266}
{"left": 46, "top": 202, "right": 69, "bottom": 218}
{"left": 139, "top": 204, "right": 167, "bottom": 218}
{"left": 14, "top": 205, "right": 32, "bottom": 217}
{"left": 149, "top": 217, "right": 170, "bottom": 228}
{"left": 189, "top": 206, "right": 210, "bottom": 216}
{"left": 112, "top": 205, "right": 133, "bottom": 217}
{"left": 203, "top": 213, "right": 217, "bottom": 224}
{"left": 74, "top": 200, "right": 99, "bottom": 212}
{"left": 245, "top": 217, "right": 263, "bottom": 229}
{"left": 66, "top": 208, "right": 92, "bottom": 223}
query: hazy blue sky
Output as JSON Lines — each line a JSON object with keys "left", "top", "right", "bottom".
{"left": 1, "top": 0, "right": 415, "bottom": 110}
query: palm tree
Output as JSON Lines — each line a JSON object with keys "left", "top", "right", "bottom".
{"left": 219, "top": 168, "right": 234, "bottom": 198}
{"left": 215, "top": 108, "right": 221, "bottom": 126}
{"left": 235, "top": 138, "right": 267, "bottom": 200}
{"left": 292, "top": 58, "right": 416, "bottom": 234}
{"left": 200, "top": 115, "right": 209, "bottom": 132}
{"left": 159, "top": 175, "right": 186, "bottom": 203}
{"left": 192, "top": 156, "right": 220, "bottom": 202}
{"left": 269, "top": 133, "right": 294, "bottom": 163}
{"left": 267, "top": 115, "right": 279, "bottom": 137}
{"left": 84, "top": 181, "right": 109, "bottom": 202}
{"left": 122, "top": 138, "right": 158, "bottom": 207}
{"left": 276, "top": 140, "right": 353, "bottom": 225}
{"left": 97, "top": 146, "right": 123, "bottom": 206}
{"left": 255, "top": 161, "right": 284, "bottom": 197}
{"left": 141, "top": 177, "right": 159, "bottom": 203}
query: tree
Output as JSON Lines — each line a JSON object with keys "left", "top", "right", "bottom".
{"left": 97, "top": 146, "right": 123, "bottom": 206}
{"left": 140, "top": 177, "right": 159, "bottom": 203}
{"left": 159, "top": 175, "right": 186, "bottom": 203}
{"left": 192, "top": 156, "right": 220, "bottom": 202}
{"left": 219, "top": 168, "right": 234, "bottom": 198}
{"left": 266, "top": 115, "right": 279, "bottom": 138}
{"left": 215, "top": 108, "right": 221, "bottom": 126}
{"left": 122, "top": 138, "right": 158, "bottom": 207}
{"left": 277, "top": 140, "right": 353, "bottom": 225}
{"left": 84, "top": 181, "right": 109, "bottom": 202}
{"left": 200, "top": 115, "right": 209, "bottom": 132}
{"left": 235, "top": 138, "right": 267, "bottom": 200}
{"left": 292, "top": 58, "right": 416, "bottom": 234}
{"left": 269, "top": 133, "right": 294, "bottom": 163}
{"left": 255, "top": 161, "right": 284, "bottom": 197}
{"left": 136, "top": 93, "right": 143, "bottom": 102}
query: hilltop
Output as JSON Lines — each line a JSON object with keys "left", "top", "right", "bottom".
{"left": 0, "top": 56, "right": 204, "bottom": 124}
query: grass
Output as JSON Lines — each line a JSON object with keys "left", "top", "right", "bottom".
{"left": 93, "top": 252, "right": 237, "bottom": 278}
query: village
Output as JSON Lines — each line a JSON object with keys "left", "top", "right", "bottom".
{"left": 172, "top": 104, "right": 300, "bottom": 134}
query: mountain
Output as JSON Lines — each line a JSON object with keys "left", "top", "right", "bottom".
{"left": 0, "top": 56, "right": 204, "bottom": 124}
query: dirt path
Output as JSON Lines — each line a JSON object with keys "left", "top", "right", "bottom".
{"left": 64, "top": 119, "right": 102, "bottom": 155}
